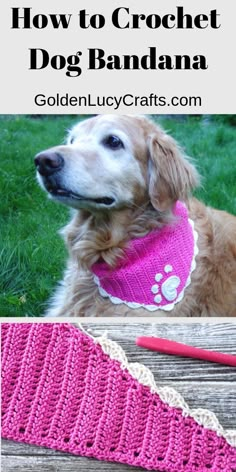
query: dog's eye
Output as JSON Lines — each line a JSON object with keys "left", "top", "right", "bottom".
{"left": 103, "top": 135, "right": 124, "bottom": 150}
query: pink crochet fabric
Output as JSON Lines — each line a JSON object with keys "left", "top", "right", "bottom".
{"left": 92, "top": 201, "right": 198, "bottom": 311}
{"left": 2, "top": 324, "right": 236, "bottom": 472}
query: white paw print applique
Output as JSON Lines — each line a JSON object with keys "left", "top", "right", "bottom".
{"left": 151, "top": 265, "right": 181, "bottom": 305}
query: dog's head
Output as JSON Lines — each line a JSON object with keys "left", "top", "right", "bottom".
{"left": 35, "top": 115, "right": 199, "bottom": 213}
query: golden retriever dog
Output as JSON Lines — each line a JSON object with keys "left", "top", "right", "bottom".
{"left": 35, "top": 115, "right": 236, "bottom": 317}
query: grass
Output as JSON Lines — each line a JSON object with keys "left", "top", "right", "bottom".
{"left": 0, "top": 115, "right": 236, "bottom": 317}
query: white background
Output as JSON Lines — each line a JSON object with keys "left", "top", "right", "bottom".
{"left": 1, "top": 0, "right": 235, "bottom": 114}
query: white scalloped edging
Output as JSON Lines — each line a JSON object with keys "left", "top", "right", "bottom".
{"left": 90, "top": 331, "right": 236, "bottom": 448}
{"left": 93, "top": 214, "right": 199, "bottom": 312}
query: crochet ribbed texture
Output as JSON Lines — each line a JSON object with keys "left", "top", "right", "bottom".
{"left": 2, "top": 324, "right": 236, "bottom": 472}
{"left": 92, "top": 201, "right": 198, "bottom": 312}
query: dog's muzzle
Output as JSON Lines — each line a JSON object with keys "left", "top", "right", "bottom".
{"left": 34, "top": 151, "right": 64, "bottom": 177}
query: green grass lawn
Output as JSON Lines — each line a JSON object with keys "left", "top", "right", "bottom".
{"left": 0, "top": 115, "right": 235, "bottom": 317}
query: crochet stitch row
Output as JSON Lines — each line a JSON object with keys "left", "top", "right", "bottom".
{"left": 1, "top": 323, "right": 236, "bottom": 472}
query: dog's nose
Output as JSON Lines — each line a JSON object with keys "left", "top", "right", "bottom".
{"left": 34, "top": 151, "right": 64, "bottom": 176}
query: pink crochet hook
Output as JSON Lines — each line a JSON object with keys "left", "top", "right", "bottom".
{"left": 136, "top": 337, "right": 236, "bottom": 367}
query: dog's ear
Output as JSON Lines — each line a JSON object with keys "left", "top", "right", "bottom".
{"left": 148, "top": 130, "right": 199, "bottom": 211}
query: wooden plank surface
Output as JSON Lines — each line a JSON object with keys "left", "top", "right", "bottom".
{"left": 2, "top": 322, "right": 236, "bottom": 472}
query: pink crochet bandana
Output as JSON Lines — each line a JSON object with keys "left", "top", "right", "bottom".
{"left": 2, "top": 324, "right": 236, "bottom": 472}
{"left": 92, "top": 201, "right": 198, "bottom": 311}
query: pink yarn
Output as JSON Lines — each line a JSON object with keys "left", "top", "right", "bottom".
{"left": 92, "top": 201, "right": 197, "bottom": 311}
{"left": 2, "top": 324, "right": 236, "bottom": 472}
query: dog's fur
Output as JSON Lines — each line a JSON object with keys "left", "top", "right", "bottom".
{"left": 35, "top": 115, "right": 236, "bottom": 317}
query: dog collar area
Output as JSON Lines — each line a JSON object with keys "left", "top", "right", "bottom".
{"left": 92, "top": 201, "right": 199, "bottom": 312}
